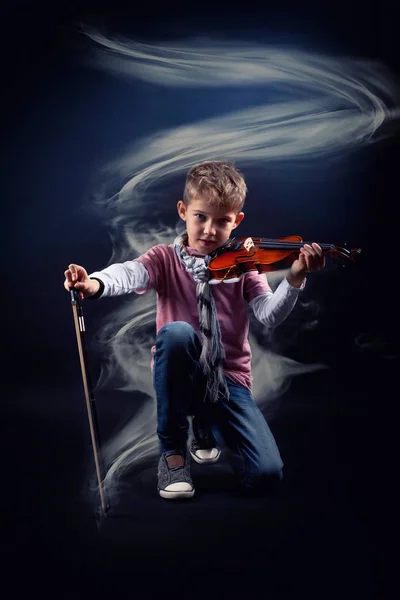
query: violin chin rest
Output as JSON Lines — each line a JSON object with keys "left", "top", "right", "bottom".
{"left": 209, "top": 277, "right": 242, "bottom": 284}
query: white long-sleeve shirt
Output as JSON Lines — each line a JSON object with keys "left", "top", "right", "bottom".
{"left": 90, "top": 259, "right": 305, "bottom": 328}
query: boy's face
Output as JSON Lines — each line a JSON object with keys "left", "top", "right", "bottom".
{"left": 177, "top": 197, "right": 244, "bottom": 254}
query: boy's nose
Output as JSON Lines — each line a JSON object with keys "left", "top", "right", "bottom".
{"left": 204, "top": 223, "right": 217, "bottom": 235}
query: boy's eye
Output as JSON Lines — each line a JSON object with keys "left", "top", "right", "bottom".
{"left": 194, "top": 214, "right": 230, "bottom": 224}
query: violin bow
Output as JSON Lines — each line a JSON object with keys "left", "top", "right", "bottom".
{"left": 70, "top": 288, "right": 110, "bottom": 516}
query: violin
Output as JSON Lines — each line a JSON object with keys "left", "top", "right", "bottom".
{"left": 208, "top": 235, "right": 362, "bottom": 284}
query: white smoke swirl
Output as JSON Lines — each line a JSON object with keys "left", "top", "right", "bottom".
{"left": 80, "top": 29, "right": 399, "bottom": 505}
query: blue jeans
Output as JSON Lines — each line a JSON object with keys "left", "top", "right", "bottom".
{"left": 153, "top": 321, "right": 284, "bottom": 490}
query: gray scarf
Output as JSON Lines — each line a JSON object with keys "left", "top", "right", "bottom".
{"left": 173, "top": 231, "right": 230, "bottom": 403}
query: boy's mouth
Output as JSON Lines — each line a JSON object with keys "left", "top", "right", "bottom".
{"left": 199, "top": 239, "right": 215, "bottom": 246}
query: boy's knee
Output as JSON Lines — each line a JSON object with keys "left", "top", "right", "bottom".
{"left": 157, "top": 321, "right": 196, "bottom": 346}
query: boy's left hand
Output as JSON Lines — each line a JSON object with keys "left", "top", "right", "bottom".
{"left": 287, "top": 243, "right": 325, "bottom": 287}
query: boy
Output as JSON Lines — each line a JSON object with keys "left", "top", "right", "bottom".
{"left": 64, "top": 161, "right": 325, "bottom": 499}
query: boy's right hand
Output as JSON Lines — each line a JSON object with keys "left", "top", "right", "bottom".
{"left": 63, "top": 264, "right": 100, "bottom": 299}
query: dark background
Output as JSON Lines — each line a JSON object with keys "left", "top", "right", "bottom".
{"left": 1, "top": 1, "right": 398, "bottom": 598}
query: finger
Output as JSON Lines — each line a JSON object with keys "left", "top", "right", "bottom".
{"left": 301, "top": 245, "right": 315, "bottom": 260}
{"left": 308, "top": 249, "right": 325, "bottom": 270}
{"left": 64, "top": 267, "right": 76, "bottom": 284}
{"left": 301, "top": 248, "right": 315, "bottom": 272}
{"left": 312, "top": 244, "right": 324, "bottom": 265}
{"left": 311, "top": 243, "right": 326, "bottom": 265}
{"left": 306, "top": 244, "right": 323, "bottom": 262}
{"left": 68, "top": 264, "right": 79, "bottom": 282}
{"left": 64, "top": 273, "right": 76, "bottom": 289}
{"left": 299, "top": 248, "right": 310, "bottom": 261}
{"left": 311, "top": 242, "right": 323, "bottom": 255}
{"left": 299, "top": 249, "right": 310, "bottom": 271}
{"left": 64, "top": 268, "right": 73, "bottom": 283}
{"left": 304, "top": 243, "right": 320, "bottom": 256}
{"left": 302, "top": 244, "right": 318, "bottom": 262}
{"left": 309, "top": 243, "right": 325, "bottom": 266}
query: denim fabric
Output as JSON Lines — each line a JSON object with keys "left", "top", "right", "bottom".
{"left": 153, "top": 321, "right": 284, "bottom": 490}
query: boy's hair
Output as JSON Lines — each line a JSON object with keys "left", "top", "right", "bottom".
{"left": 183, "top": 161, "right": 247, "bottom": 213}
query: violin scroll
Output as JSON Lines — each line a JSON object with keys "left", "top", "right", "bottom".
{"left": 329, "top": 244, "right": 362, "bottom": 266}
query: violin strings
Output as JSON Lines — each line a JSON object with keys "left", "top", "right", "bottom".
{"left": 253, "top": 239, "right": 334, "bottom": 251}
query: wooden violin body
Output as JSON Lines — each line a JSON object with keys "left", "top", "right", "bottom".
{"left": 207, "top": 236, "right": 362, "bottom": 284}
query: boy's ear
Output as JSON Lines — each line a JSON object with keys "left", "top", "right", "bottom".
{"left": 232, "top": 212, "right": 245, "bottom": 229}
{"left": 177, "top": 200, "right": 186, "bottom": 220}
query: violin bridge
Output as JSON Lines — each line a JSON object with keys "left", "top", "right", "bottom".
{"left": 243, "top": 237, "right": 255, "bottom": 252}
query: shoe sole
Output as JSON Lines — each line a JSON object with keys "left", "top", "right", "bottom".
{"left": 158, "top": 488, "right": 195, "bottom": 499}
{"left": 189, "top": 449, "right": 221, "bottom": 465}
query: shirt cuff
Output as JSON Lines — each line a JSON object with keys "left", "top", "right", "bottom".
{"left": 284, "top": 275, "right": 307, "bottom": 291}
{"left": 86, "top": 277, "right": 105, "bottom": 300}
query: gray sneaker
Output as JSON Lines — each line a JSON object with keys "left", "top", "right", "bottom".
{"left": 189, "top": 426, "right": 221, "bottom": 465}
{"left": 189, "top": 440, "right": 221, "bottom": 464}
{"left": 157, "top": 450, "right": 195, "bottom": 499}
